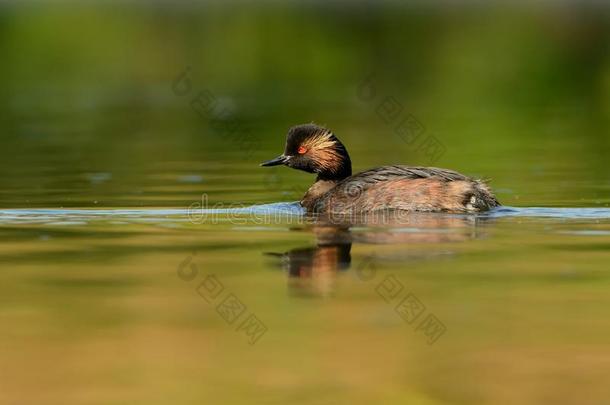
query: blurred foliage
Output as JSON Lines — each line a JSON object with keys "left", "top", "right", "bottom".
{"left": 0, "top": 1, "right": 609, "bottom": 207}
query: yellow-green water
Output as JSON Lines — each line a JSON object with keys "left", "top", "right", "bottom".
{"left": 1, "top": 205, "right": 610, "bottom": 404}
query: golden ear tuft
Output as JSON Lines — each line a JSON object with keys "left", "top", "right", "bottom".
{"left": 302, "top": 130, "right": 343, "bottom": 173}
{"left": 302, "top": 129, "right": 336, "bottom": 151}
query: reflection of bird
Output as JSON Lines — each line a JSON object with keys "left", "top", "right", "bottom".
{"left": 265, "top": 227, "right": 352, "bottom": 298}
{"left": 261, "top": 124, "right": 499, "bottom": 214}
{"left": 265, "top": 215, "right": 488, "bottom": 297}
{"left": 318, "top": 211, "right": 485, "bottom": 244}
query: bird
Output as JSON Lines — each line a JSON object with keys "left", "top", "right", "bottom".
{"left": 260, "top": 124, "right": 499, "bottom": 215}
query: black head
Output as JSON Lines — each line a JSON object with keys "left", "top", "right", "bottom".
{"left": 260, "top": 124, "right": 352, "bottom": 181}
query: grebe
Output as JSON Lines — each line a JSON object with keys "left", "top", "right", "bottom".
{"left": 261, "top": 124, "right": 499, "bottom": 214}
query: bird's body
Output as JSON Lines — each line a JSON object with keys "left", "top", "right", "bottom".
{"left": 302, "top": 165, "right": 499, "bottom": 214}
{"left": 261, "top": 124, "right": 499, "bottom": 215}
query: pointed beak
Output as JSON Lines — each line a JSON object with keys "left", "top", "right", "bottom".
{"left": 260, "top": 155, "right": 289, "bottom": 167}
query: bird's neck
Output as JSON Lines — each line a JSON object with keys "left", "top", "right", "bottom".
{"left": 316, "top": 156, "right": 352, "bottom": 182}
{"left": 301, "top": 179, "right": 339, "bottom": 212}
{"left": 301, "top": 150, "right": 352, "bottom": 211}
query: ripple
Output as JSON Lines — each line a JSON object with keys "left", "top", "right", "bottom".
{"left": 485, "top": 206, "right": 610, "bottom": 219}
{"left": 0, "top": 204, "right": 609, "bottom": 226}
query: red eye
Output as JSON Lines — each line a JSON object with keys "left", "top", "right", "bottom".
{"left": 297, "top": 146, "right": 307, "bottom": 154}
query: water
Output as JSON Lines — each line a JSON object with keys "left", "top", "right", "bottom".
{"left": 3, "top": 205, "right": 610, "bottom": 224}
{"left": 2, "top": 203, "right": 610, "bottom": 403}
{"left": 2, "top": 2, "right": 610, "bottom": 404}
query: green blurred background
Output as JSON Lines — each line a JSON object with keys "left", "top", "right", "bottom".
{"left": 1, "top": 0, "right": 609, "bottom": 208}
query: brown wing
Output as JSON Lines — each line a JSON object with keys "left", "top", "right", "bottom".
{"left": 311, "top": 166, "right": 499, "bottom": 213}
{"left": 344, "top": 166, "right": 471, "bottom": 183}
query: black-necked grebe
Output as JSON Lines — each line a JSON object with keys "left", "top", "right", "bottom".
{"left": 261, "top": 124, "right": 499, "bottom": 214}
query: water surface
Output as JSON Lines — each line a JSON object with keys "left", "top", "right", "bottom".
{"left": 2, "top": 203, "right": 610, "bottom": 404}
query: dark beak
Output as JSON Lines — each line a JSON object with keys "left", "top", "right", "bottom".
{"left": 260, "top": 155, "right": 289, "bottom": 167}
